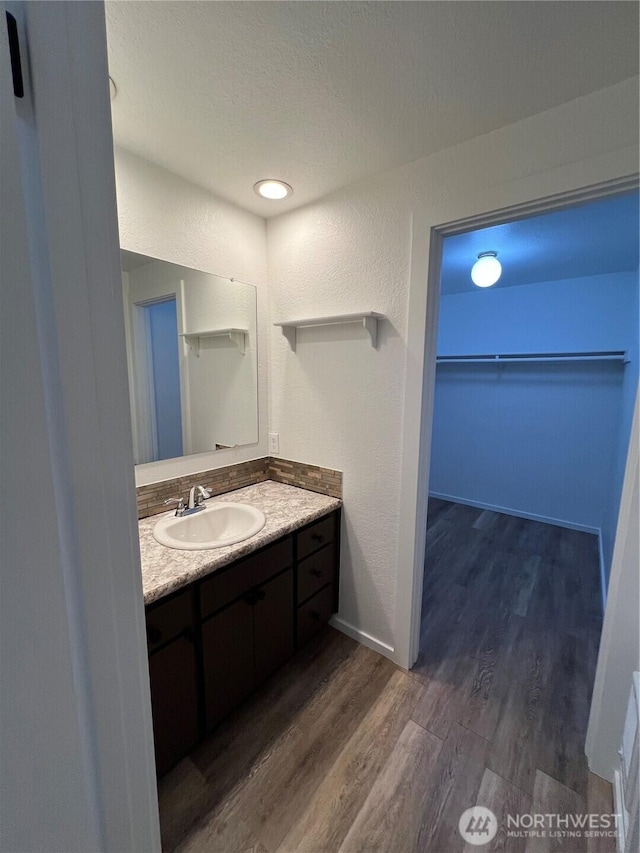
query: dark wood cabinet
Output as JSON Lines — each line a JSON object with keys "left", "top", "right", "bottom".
{"left": 145, "top": 508, "right": 340, "bottom": 776}
{"left": 253, "top": 568, "right": 294, "bottom": 685}
{"left": 202, "top": 567, "right": 294, "bottom": 728}
{"left": 297, "top": 544, "right": 335, "bottom": 604}
{"left": 202, "top": 596, "right": 254, "bottom": 730}
{"left": 148, "top": 634, "right": 199, "bottom": 777}
{"left": 297, "top": 583, "right": 336, "bottom": 647}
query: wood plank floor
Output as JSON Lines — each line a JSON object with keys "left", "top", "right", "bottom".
{"left": 159, "top": 500, "right": 613, "bottom": 853}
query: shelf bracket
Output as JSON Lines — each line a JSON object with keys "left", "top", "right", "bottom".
{"left": 183, "top": 335, "right": 200, "bottom": 357}
{"left": 362, "top": 315, "right": 378, "bottom": 348}
{"left": 281, "top": 325, "right": 297, "bottom": 353}
{"left": 228, "top": 330, "right": 246, "bottom": 355}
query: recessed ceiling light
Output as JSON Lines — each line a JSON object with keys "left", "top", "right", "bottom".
{"left": 254, "top": 179, "right": 293, "bottom": 200}
{"left": 109, "top": 76, "right": 117, "bottom": 102}
{"left": 471, "top": 252, "right": 502, "bottom": 288}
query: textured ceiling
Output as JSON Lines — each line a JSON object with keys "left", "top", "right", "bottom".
{"left": 106, "top": 2, "right": 639, "bottom": 218}
{"left": 440, "top": 191, "right": 640, "bottom": 295}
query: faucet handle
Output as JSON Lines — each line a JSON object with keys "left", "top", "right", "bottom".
{"left": 195, "top": 486, "right": 211, "bottom": 506}
{"left": 164, "top": 497, "right": 186, "bottom": 516}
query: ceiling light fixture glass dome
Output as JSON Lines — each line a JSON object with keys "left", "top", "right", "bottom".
{"left": 254, "top": 179, "right": 293, "bottom": 200}
{"left": 471, "top": 251, "right": 502, "bottom": 287}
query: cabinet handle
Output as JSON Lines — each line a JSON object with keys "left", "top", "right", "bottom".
{"left": 244, "top": 589, "right": 266, "bottom": 606}
{"left": 310, "top": 610, "right": 321, "bottom": 621}
{"left": 311, "top": 533, "right": 324, "bottom": 543}
{"left": 310, "top": 568, "right": 323, "bottom": 578}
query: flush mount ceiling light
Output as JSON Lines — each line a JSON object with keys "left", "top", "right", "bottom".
{"left": 253, "top": 179, "right": 293, "bottom": 200}
{"left": 471, "top": 251, "right": 502, "bottom": 288}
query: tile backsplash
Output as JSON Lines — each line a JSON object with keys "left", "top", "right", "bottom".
{"left": 268, "top": 458, "right": 342, "bottom": 498}
{"left": 136, "top": 457, "right": 342, "bottom": 519}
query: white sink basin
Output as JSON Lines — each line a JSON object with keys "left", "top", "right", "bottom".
{"left": 153, "top": 502, "right": 266, "bottom": 550}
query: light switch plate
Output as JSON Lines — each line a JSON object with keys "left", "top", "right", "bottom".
{"left": 268, "top": 432, "right": 280, "bottom": 454}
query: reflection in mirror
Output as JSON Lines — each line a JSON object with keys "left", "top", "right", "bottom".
{"left": 121, "top": 251, "right": 258, "bottom": 464}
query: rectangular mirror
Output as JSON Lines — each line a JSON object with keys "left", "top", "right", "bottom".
{"left": 121, "top": 251, "right": 258, "bottom": 464}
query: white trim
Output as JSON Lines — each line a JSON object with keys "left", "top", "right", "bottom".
{"left": 330, "top": 616, "right": 395, "bottom": 659}
{"left": 428, "top": 492, "right": 601, "bottom": 534}
{"left": 599, "top": 532, "right": 608, "bottom": 612}
{"left": 14, "top": 2, "right": 160, "bottom": 848}
{"left": 613, "top": 770, "right": 628, "bottom": 853}
{"left": 395, "top": 168, "right": 639, "bottom": 670}
{"left": 587, "top": 390, "right": 640, "bottom": 781}
{"left": 178, "top": 279, "right": 193, "bottom": 456}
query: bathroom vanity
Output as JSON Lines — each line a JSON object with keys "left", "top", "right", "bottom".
{"left": 139, "top": 482, "right": 341, "bottom": 776}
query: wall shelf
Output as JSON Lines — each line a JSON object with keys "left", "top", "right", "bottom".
{"left": 436, "top": 350, "right": 629, "bottom": 365}
{"left": 274, "top": 312, "right": 385, "bottom": 352}
{"left": 181, "top": 328, "right": 247, "bottom": 356}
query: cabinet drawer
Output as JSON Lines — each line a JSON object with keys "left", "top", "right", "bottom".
{"left": 297, "top": 544, "right": 335, "bottom": 604}
{"left": 200, "top": 536, "right": 293, "bottom": 618}
{"left": 146, "top": 589, "right": 193, "bottom": 653}
{"left": 297, "top": 584, "right": 335, "bottom": 647}
{"left": 297, "top": 514, "right": 335, "bottom": 561}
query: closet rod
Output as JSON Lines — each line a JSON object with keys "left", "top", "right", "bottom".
{"left": 436, "top": 350, "right": 628, "bottom": 364}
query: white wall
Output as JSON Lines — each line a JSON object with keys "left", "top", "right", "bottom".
{"left": 267, "top": 77, "right": 640, "bottom": 654}
{"left": 114, "top": 147, "right": 268, "bottom": 486}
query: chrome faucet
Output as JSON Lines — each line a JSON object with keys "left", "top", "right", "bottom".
{"left": 188, "top": 484, "right": 211, "bottom": 510}
{"left": 164, "top": 485, "right": 211, "bottom": 518}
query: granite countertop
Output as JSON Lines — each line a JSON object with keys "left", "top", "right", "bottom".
{"left": 139, "top": 480, "right": 341, "bottom": 605}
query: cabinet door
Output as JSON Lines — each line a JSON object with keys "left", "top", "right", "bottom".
{"left": 148, "top": 636, "right": 199, "bottom": 777}
{"left": 202, "top": 597, "right": 255, "bottom": 730}
{"left": 254, "top": 568, "right": 294, "bottom": 685}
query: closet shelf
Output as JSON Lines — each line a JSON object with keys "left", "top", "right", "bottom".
{"left": 274, "top": 312, "right": 385, "bottom": 352}
{"left": 181, "top": 328, "right": 247, "bottom": 356}
{"left": 436, "top": 350, "right": 629, "bottom": 365}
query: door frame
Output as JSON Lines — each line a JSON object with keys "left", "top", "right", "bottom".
{"left": 395, "top": 170, "right": 640, "bottom": 671}
{"left": 6, "top": 2, "right": 161, "bottom": 849}
{"left": 124, "top": 271, "right": 191, "bottom": 462}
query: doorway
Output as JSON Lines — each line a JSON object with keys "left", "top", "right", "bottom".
{"left": 140, "top": 297, "right": 183, "bottom": 462}
{"left": 128, "top": 293, "right": 184, "bottom": 464}
{"left": 412, "top": 189, "right": 639, "bottom": 801}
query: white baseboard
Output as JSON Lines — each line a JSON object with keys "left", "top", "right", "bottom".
{"left": 330, "top": 616, "right": 395, "bottom": 661}
{"left": 428, "top": 491, "right": 600, "bottom": 535}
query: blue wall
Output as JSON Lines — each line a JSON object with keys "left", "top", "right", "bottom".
{"left": 147, "top": 299, "right": 183, "bottom": 461}
{"left": 430, "top": 271, "right": 638, "bottom": 587}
